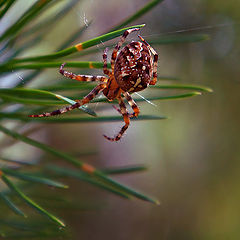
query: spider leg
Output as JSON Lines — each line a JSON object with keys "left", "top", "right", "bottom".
{"left": 113, "top": 92, "right": 140, "bottom": 118}
{"left": 123, "top": 92, "right": 140, "bottom": 117}
{"left": 138, "top": 35, "right": 158, "bottom": 85}
{"left": 111, "top": 28, "right": 140, "bottom": 72}
{"left": 112, "top": 105, "right": 124, "bottom": 115}
{"left": 103, "top": 47, "right": 111, "bottom": 76}
{"left": 29, "top": 83, "right": 106, "bottom": 118}
{"left": 103, "top": 96, "right": 130, "bottom": 142}
{"left": 60, "top": 63, "right": 107, "bottom": 82}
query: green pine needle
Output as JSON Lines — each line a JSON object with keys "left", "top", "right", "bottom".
{"left": 1, "top": 174, "right": 65, "bottom": 227}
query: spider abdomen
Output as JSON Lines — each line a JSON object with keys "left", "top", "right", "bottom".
{"left": 114, "top": 41, "right": 153, "bottom": 93}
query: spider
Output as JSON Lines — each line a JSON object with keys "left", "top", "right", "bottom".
{"left": 29, "top": 28, "right": 158, "bottom": 141}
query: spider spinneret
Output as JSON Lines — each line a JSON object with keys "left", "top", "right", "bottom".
{"left": 29, "top": 28, "right": 158, "bottom": 142}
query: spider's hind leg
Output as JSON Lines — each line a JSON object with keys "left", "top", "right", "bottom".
{"left": 103, "top": 96, "right": 130, "bottom": 142}
{"left": 113, "top": 92, "right": 140, "bottom": 118}
{"left": 124, "top": 92, "right": 140, "bottom": 117}
{"left": 59, "top": 63, "right": 107, "bottom": 82}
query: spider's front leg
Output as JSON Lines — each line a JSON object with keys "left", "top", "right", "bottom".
{"left": 103, "top": 96, "right": 130, "bottom": 142}
{"left": 59, "top": 63, "right": 107, "bottom": 82}
{"left": 103, "top": 47, "right": 111, "bottom": 76}
{"left": 111, "top": 28, "right": 140, "bottom": 72}
{"left": 29, "top": 83, "right": 106, "bottom": 118}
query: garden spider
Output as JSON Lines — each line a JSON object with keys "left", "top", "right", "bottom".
{"left": 29, "top": 28, "right": 158, "bottom": 141}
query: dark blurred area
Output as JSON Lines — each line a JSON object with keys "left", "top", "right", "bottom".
{"left": 3, "top": 0, "right": 240, "bottom": 239}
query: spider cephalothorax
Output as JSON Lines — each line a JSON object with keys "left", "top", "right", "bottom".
{"left": 29, "top": 28, "right": 158, "bottom": 141}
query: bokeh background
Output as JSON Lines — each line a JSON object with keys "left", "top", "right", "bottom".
{"left": 1, "top": 0, "right": 240, "bottom": 239}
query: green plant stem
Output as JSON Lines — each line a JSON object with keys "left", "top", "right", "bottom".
{"left": 0, "top": 113, "right": 166, "bottom": 123}
{"left": 0, "top": 191, "right": 26, "bottom": 217}
{"left": 1, "top": 173, "right": 65, "bottom": 227}
{"left": 1, "top": 61, "right": 109, "bottom": 72}
{"left": 0, "top": 0, "right": 54, "bottom": 42}
{"left": 21, "top": 0, "right": 80, "bottom": 39}
{"left": 1, "top": 168, "right": 68, "bottom": 189}
{"left": 0, "top": 0, "right": 15, "bottom": 19}
{"left": 7, "top": 24, "right": 145, "bottom": 64}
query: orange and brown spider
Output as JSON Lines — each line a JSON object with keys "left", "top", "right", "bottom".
{"left": 29, "top": 28, "right": 158, "bottom": 141}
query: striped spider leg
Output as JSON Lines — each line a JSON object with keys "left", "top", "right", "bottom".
{"left": 105, "top": 92, "right": 140, "bottom": 141}
{"left": 28, "top": 81, "right": 107, "bottom": 118}
{"left": 59, "top": 63, "right": 108, "bottom": 83}
{"left": 112, "top": 92, "right": 140, "bottom": 118}
{"left": 103, "top": 95, "right": 131, "bottom": 142}
{"left": 28, "top": 63, "right": 108, "bottom": 117}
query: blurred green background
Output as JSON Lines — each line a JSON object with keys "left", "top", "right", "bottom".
{"left": 1, "top": 0, "right": 240, "bottom": 239}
